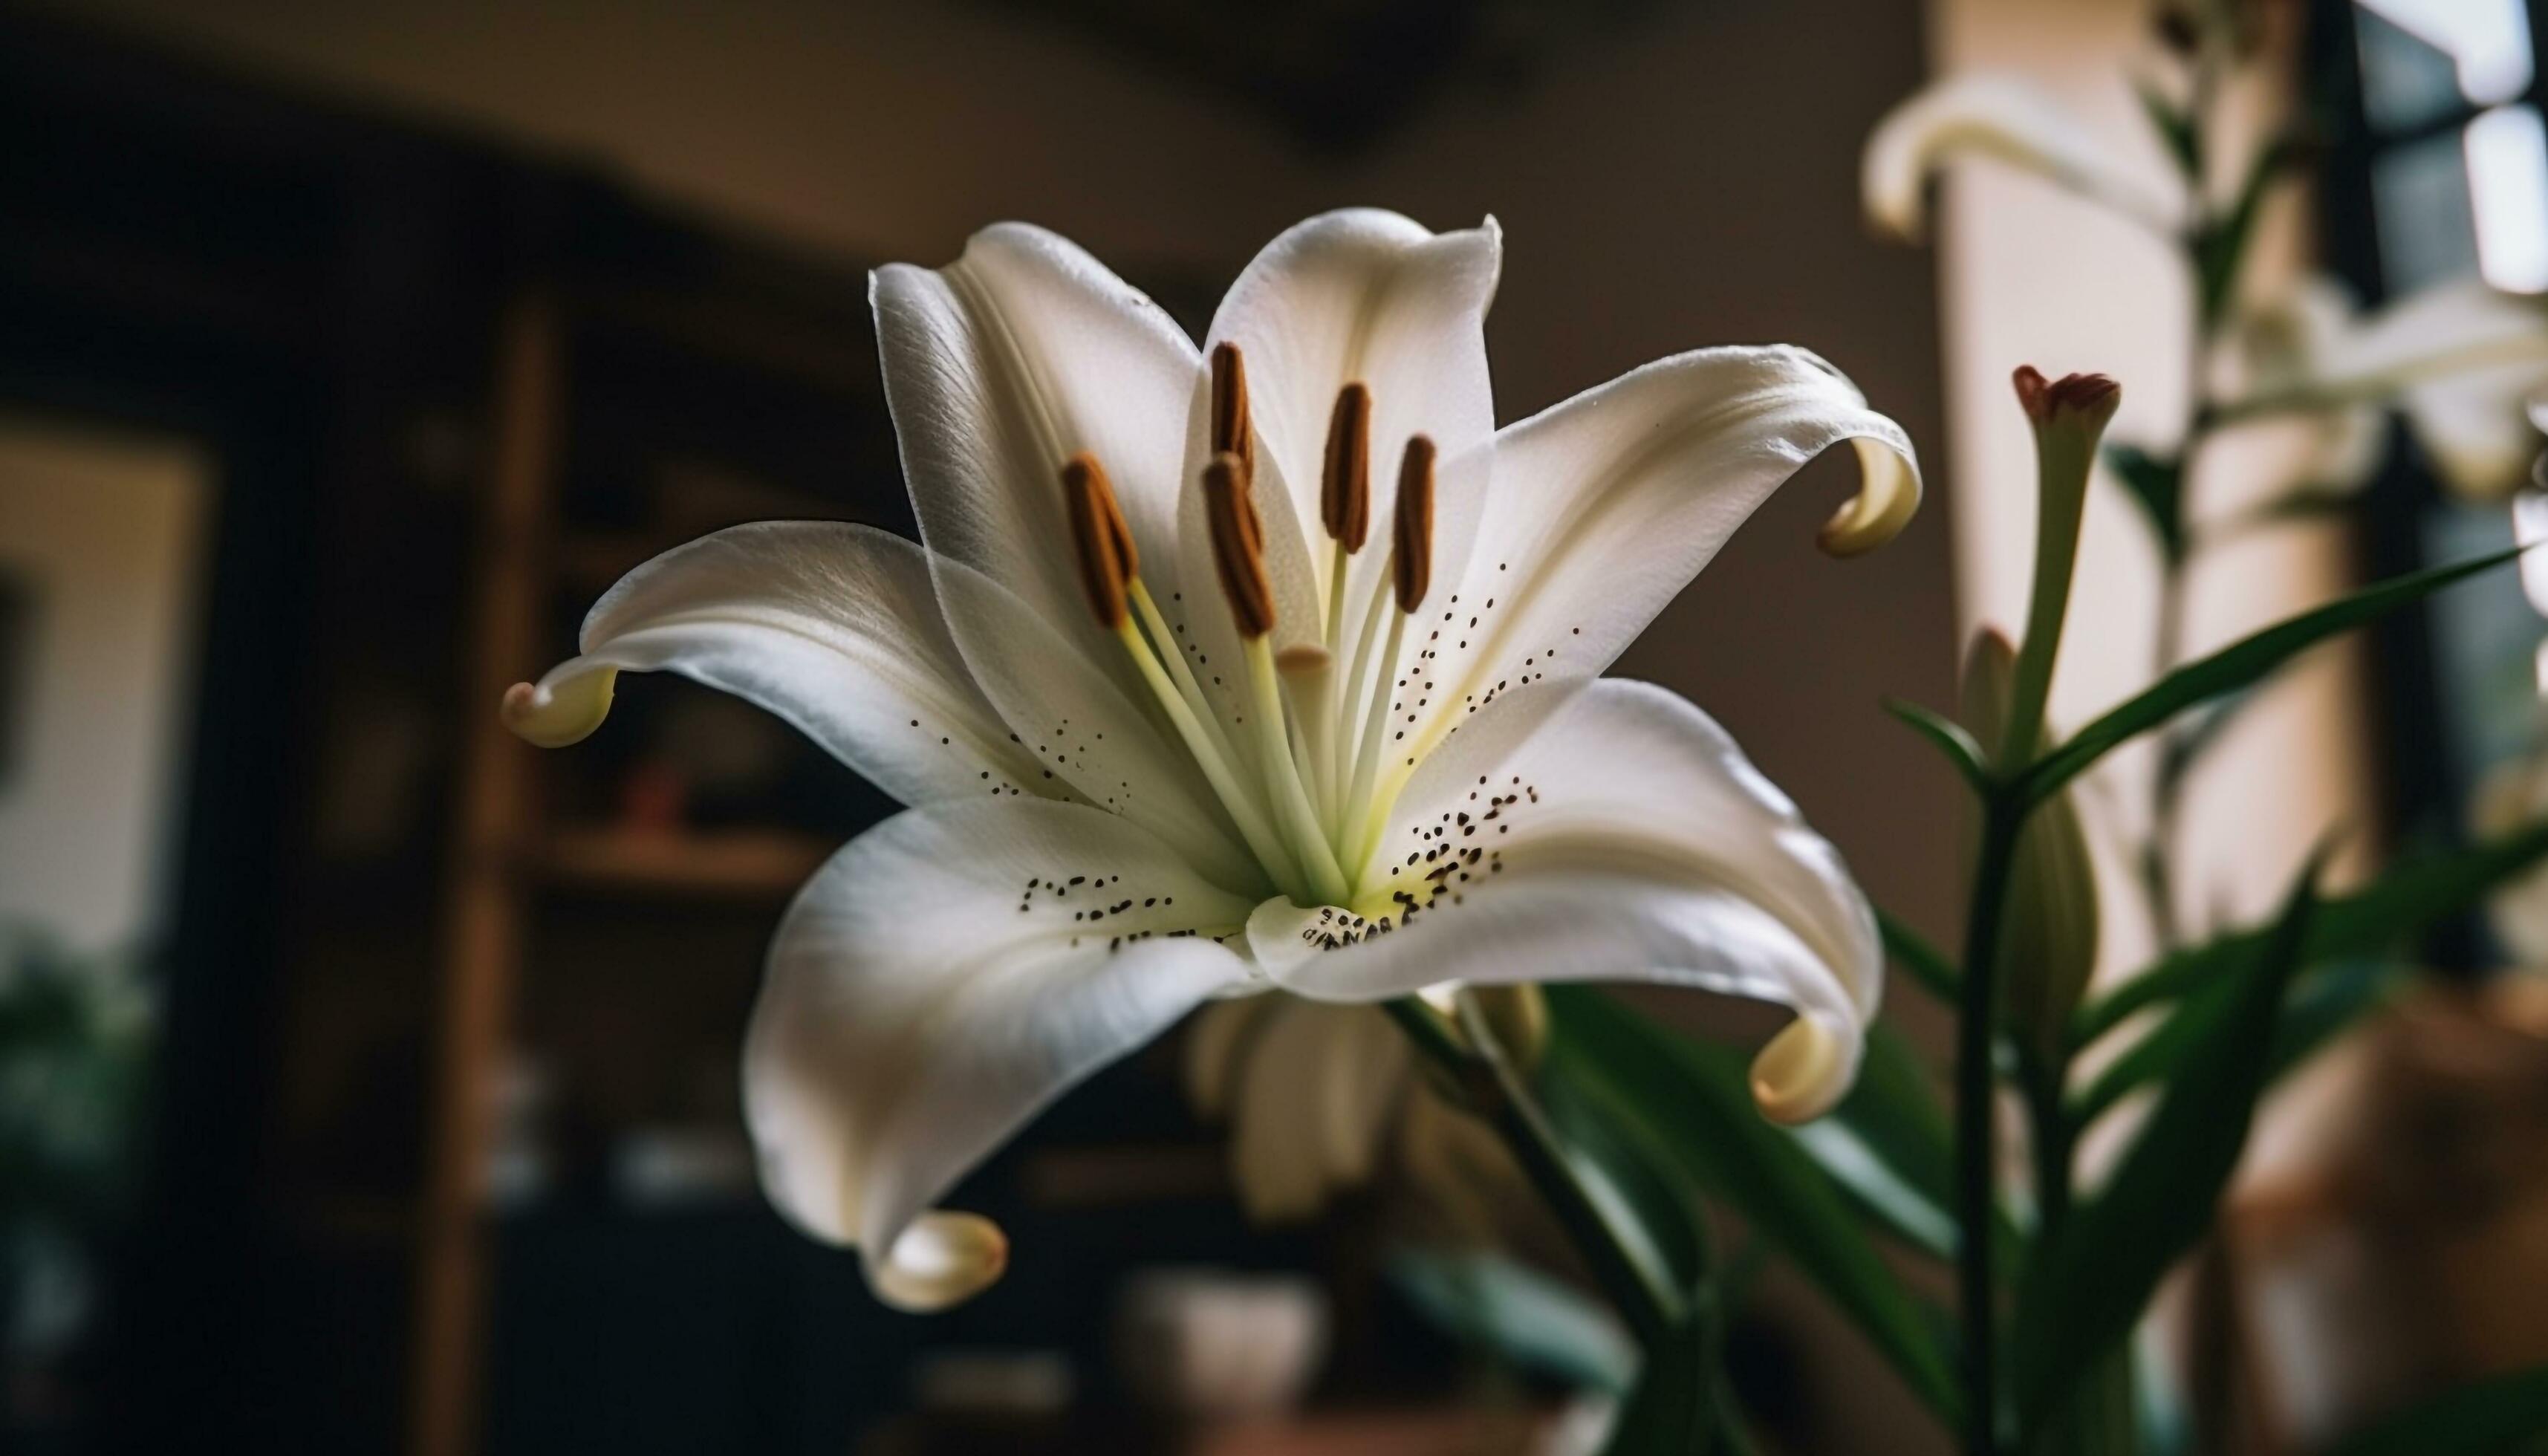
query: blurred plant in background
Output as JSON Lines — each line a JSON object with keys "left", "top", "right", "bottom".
{"left": 1827, "top": 1, "right": 2548, "bottom": 1453}
{"left": 0, "top": 926, "right": 152, "bottom": 1431}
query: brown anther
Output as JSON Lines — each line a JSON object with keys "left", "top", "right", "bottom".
{"left": 1203, "top": 451, "right": 1275, "bottom": 638}
{"left": 1062, "top": 453, "right": 1134, "bottom": 628}
{"left": 1210, "top": 342, "right": 1255, "bottom": 485}
{"left": 1321, "top": 383, "right": 1371, "bottom": 551}
{"left": 1393, "top": 435, "right": 1436, "bottom": 614}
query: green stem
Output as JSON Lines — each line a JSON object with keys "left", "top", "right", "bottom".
{"left": 1958, "top": 796, "right": 2026, "bottom": 1456}
{"left": 1381, "top": 996, "right": 1685, "bottom": 1345}
{"left": 2019, "top": 1049, "right": 2073, "bottom": 1246}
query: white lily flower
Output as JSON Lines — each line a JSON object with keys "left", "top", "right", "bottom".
{"left": 2232, "top": 276, "right": 2548, "bottom": 498}
{"left": 503, "top": 209, "right": 1920, "bottom": 1310}
{"left": 1863, "top": 74, "right": 2184, "bottom": 242}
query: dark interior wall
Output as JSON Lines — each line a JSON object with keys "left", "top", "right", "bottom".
{"left": 36, "top": 0, "right": 1962, "bottom": 947}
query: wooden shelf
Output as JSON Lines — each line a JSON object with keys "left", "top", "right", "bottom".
{"left": 533, "top": 826, "right": 833, "bottom": 900}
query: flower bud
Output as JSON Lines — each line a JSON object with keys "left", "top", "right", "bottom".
{"left": 1999, "top": 366, "right": 2121, "bottom": 765}
{"left": 1962, "top": 628, "right": 2100, "bottom": 1056}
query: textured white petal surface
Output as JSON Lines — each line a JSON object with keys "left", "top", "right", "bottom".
{"left": 1255, "top": 680, "right": 1880, "bottom": 1122}
{"left": 871, "top": 222, "right": 1204, "bottom": 683}
{"left": 510, "top": 522, "right": 1052, "bottom": 806}
{"left": 1203, "top": 209, "right": 1502, "bottom": 656}
{"left": 1393, "top": 346, "right": 1918, "bottom": 768}
{"left": 931, "top": 555, "right": 1264, "bottom": 892}
{"left": 743, "top": 799, "right": 1255, "bottom": 1296}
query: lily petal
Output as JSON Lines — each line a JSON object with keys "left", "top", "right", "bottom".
{"left": 2372, "top": 285, "right": 2548, "bottom": 498}
{"left": 1202, "top": 209, "right": 1503, "bottom": 657}
{"left": 502, "top": 522, "right": 1053, "bottom": 806}
{"left": 743, "top": 798, "right": 1256, "bottom": 1303}
{"left": 1863, "top": 73, "right": 2182, "bottom": 241}
{"left": 872, "top": 222, "right": 1203, "bottom": 680}
{"left": 1226, "top": 999, "right": 1408, "bottom": 1221}
{"left": 2236, "top": 276, "right": 2548, "bottom": 498}
{"left": 1401, "top": 346, "right": 1918, "bottom": 766}
{"left": 1257, "top": 680, "right": 1879, "bottom": 1124}
{"left": 929, "top": 553, "right": 1264, "bottom": 891}
{"left": 2232, "top": 278, "right": 2388, "bottom": 492}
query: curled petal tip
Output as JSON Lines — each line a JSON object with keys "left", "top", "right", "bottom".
{"left": 1862, "top": 74, "right": 2183, "bottom": 245}
{"left": 869, "top": 1210, "right": 1010, "bottom": 1313}
{"left": 1816, "top": 438, "right": 1924, "bottom": 559}
{"left": 499, "top": 664, "right": 617, "bottom": 748}
{"left": 1749, "top": 1015, "right": 1850, "bottom": 1125}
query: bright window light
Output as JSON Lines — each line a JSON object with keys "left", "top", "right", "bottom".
{"left": 2361, "top": 0, "right": 2535, "bottom": 104}
{"left": 2512, "top": 490, "right": 2548, "bottom": 625}
{"left": 2467, "top": 105, "right": 2548, "bottom": 293}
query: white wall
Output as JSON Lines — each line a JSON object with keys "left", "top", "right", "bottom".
{"left": 0, "top": 416, "right": 211, "bottom": 950}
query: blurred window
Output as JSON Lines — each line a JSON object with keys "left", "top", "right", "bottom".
{"left": 2356, "top": 1, "right": 2541, "bottom": 291}
{"left": 2321, "top": 0, "right": 2548, "bottom": 969}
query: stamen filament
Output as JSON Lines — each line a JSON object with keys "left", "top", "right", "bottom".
{"left": 1319, "top": 542, "right": 1351, "bottom": 813}
{"left": 1333, "top": 553, "right": 1397, "bottom": 781}
{"left": 1114, "top": 619, "right": 1307, "bottom": 901}
{"left": 1128, "top": 578, "right": 1243, "bottom": 771}
{"left": 1339, "top": 603, "right": 1406, "bottom": 880}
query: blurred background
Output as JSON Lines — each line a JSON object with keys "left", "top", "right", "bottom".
{"left": 1, "top": 0, "right": 2544, "bottom": 1452}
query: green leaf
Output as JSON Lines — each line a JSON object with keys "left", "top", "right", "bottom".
{"left": 1885, "top": 698, "right": 1992, "bottom": 793}
{"left": 2157, "top": 688, "right": 2258, "bottom": 796}
{"left": 2076, "top": 818, "right": 2548, "bottom": 1048}
{"left": 2134, "top": 77, "right": 2200, "bottom": 177}
{"left": 1388, "top": 1248, "right": 1639, "bottom": 1395}
{"left": 1541, "top": 1055, "right": 1710, "bottom": 1307}
{"left": 2324, "top": 1366, "right": 2548, "bottom": 1456}
{"left": 2105, "top": 443, "right": 2186, "bottom": 562}
{"left": 2024, "top": 547, "right": 2524, "bottom": 805}
{"left": 2070, "top": 956, "right": 2397, "bottom": 1127}
{"left": 1879, "top": 910, "right": 1960, "bottom": 1003}
{"left": 1546, "top": 987, "right": 1962, "bottom": 1424}
{"left": 1601, "top": 1316, "right": 1716, "bottom": 1455}
{"left": 2012, "top": 852, "right": 2327, "bottom": 1433}
{"left": 2195, "top": 136, "right": 2306, "bottom": 328}
{"left": 1791, "top": 1022, "right": 1956, "bottom": 1261}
